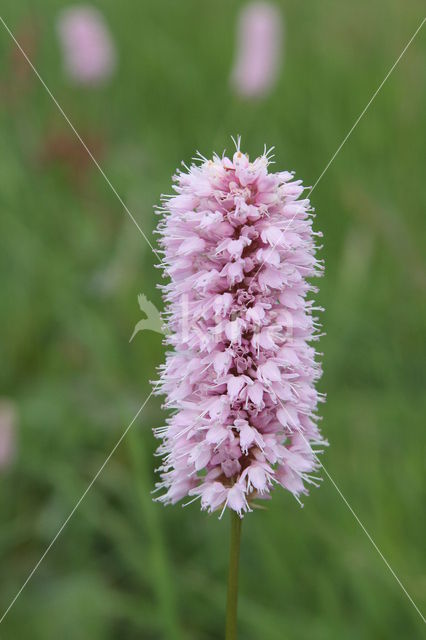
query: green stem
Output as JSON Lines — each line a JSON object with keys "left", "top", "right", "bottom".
{"left": 225, "top": 510, "right": 242, "bottom": 640}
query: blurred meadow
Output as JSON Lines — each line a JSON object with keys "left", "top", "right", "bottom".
{"left": 0, "top": 0, "right": 425, "bottom": 638}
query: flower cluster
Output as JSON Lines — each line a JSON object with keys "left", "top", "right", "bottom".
{"left": 56, "top": 6, "right": 116, "bottom": 85}
{"left": 230, "top": 2, "right": 283, "bottom": 99}
{"left": 154, "top": 141, "right": 325, "bottom": 517}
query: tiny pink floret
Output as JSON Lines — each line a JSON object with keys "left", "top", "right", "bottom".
{"left": 154, "top": 142, "right": 325, "bottom": 517}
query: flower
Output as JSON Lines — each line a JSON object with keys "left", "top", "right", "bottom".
{"left": 230, "top": 2, "right": 283, "bottom": 99}
{"left": 154, "top": 139, "right": 325, "bottom": 517}
{"left": 56, "top": 5, "right": 116, "bottom": 85}
{"left": 0, "top": 400, "right": 17, "bottom": 471}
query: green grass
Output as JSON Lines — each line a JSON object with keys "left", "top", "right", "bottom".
{"left": 0, "top": 0, "right": 425, "bottom": 638}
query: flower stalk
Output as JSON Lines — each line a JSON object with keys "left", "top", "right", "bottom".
{"left": 225, "top": 511, "right": 242, "bottom": 640}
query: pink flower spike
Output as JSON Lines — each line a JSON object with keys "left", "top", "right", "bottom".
{"left": 153, "top": 140, "right": 325, "bottom": 517}
{"left": 231, "top": 2, "right": 283, "bottom": 99}
{"left": 0, "top": 400, "right": 17, "bottom": 471}
{"left": 56, "top": 5, "right": 117, "bottom": 85}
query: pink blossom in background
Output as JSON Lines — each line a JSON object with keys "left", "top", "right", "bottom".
{"left": 0, "top": 400, "right": 17, "bottom": 470}
{"left": 56, "top": 5, "right": 116, "bottom": 85}
{"left": 154, "top": 140, "right": 325, "bottom": 517}
{"left": 230, "top": 2, "right": 283, "bottom": 99}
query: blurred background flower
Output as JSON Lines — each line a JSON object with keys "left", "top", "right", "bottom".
{"left": 0, "top": 400, "right": 17, "bottom": 470}
{"left": 230, "top": 2, "right": 283, "bottom": 99}
{"left": 56, "top": 5, "right": 116, "bottom": 85}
